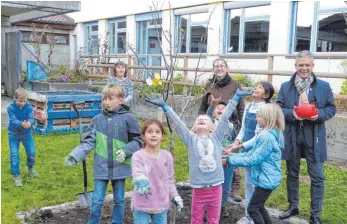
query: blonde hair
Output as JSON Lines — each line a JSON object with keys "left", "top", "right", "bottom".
{"left": 112, "top": 61, "right": 128, "bottom": 78}
{"left": 191, "top": 115, "right": 214, "bottom": 133}
{"left": 14, "top": 87, "right": 28, "bottom": 99}
{"left": 257, "top": 103, "right": 285, "bottom": 132}
{"left": 101, "top": 84, "right": 124, "bottom": 99}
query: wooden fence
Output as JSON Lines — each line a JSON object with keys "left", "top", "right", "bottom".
{"left": 82, "top": 53, "right": 347, "bottom": 100}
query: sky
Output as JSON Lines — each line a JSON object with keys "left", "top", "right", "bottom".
{"left": 67, "top": 0, "right": 218, "bottom": 23}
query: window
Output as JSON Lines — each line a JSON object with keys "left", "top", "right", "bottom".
{"left": 135, "top": 12, "right": 162, "bottom": 74}
{"left": 47, "top": 34, "right": 69, "bottom": 45}
{"left": 84, "top": 23, "right": 99, "bottom": 55}
{"left": 21, "top": 31, "right": 69, "bottom": 45}
{"left": 176, "top": 13, "right": 209, "bottom": 53}
{"left": 109, "top": 19, "right": 127, "bottom": 54}
{"left": 225, "top": 4, "right": 270, "bottom": 53}
{"left": 290, "top": 2, "right": 347, "bottom": 53}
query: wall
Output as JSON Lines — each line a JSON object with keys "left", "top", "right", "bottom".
{"left": 22, "top": 43, "right": 71, "bottom": 70}
{"left": 2, "top": 25, "right": 72, "bottom": 71}
{"left": 73, "top": 2, "right": 347, "bottom": 93}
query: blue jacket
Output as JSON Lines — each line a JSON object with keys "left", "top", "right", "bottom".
{"left": 227, "top": 129, "right": 284, "bottom": 190}
{"left": 70, "top": 104, "right": 142, "bottom": 180}
{"left": 7, "top": 100, "right": 35, "bottom": 135}
{"left": 276, "top": 73, "right": 336, "bottom": 162}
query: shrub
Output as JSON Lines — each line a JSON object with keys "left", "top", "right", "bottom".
{"left": 231, "top": 73, "right": 257, "bottom": 88}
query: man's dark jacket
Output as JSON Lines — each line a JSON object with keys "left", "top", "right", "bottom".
{"left": 276, "top": 73, "right": 336, "bottom": 162}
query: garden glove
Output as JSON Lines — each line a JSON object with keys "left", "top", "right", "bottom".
{"left": 64, "top": 155, "right": 77, "bottom": 166}
{"left": 173, "top": 195, "right": 184, "bottom": 212}
{"left": 143, "top": 97, "right": 169, "bottom": 112}
{"left": 232, "top": 88, "right": 254, "bottom": 102}
{"left": 132, "top": 179, "right": 151, "bottom": 196}
{"left": 115, "top": 149, "right": 126, "bottom": 163}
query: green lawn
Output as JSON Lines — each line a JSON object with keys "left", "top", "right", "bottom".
{"left": 1, "top": 129, "right": 347, "bottom": 223}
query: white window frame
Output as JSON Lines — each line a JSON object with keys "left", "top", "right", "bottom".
{"left": 175, "top": 5, "right": 209, "bottom": 54}
{"left": 84, "top": 22, "right": 99, "bottom": 55}
{"left": 289, "top": 1, "right": 347, "bottom": 54}
{"left": 109, "top": 18, "right": 127, "bottom": 54}
{"left": 224, "top": 2, "right": 271, "bottom": 54}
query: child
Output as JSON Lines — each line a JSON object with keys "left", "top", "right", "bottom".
{"left": 131, "top": 119, "right": 183, "bottom": 224}
{"left": 64, "top": 85, "right": 142, "bottom": 224}
{"left": 144, "top": 89, "right": 252, "bottom": 224}
{"left": 227, "top": 82, "right": 274, "bottom": 224}
{"left": 206, "top": 97, "right": 237, "bottom": 216}
{"left": 223, "top": 103, "right": 285, "bottom": 224}
{"left": 7, "top": 87, "right": 38, "bottom": 187}
{"left": 107, "top": 61, "right": 134, "bottom": 105}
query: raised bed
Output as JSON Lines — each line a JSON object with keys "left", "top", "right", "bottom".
{"left": 30, "top": 81, "right": 90, "bottom": 92}
{"left": 28, "top": 91, "right": 102, "bottom": 134}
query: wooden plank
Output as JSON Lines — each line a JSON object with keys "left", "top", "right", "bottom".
{"left": 28, "top": 91, "right": 47, "bottom": 102}
{"left": 71, "top": 118, "right": 78, "bottom": 127}
{"left": 267, "top": 56, "right": 274, "bottom": 83}
{"left": 54, "top": 119, "right": 70, "bottom": 125}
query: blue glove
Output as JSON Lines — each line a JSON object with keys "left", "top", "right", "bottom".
{"left": 232, "top": 88, "right": 254, "bottom": 102}
{"left": 133, "top": 179, "right": 152, "bottom": 198}
{"left": 144, "top": 97, "right": 169, "bottom": 112}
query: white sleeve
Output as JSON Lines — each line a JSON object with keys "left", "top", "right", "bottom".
{"left": 236, "top": 103, "right": 249, "bottom": 142}
{"left": 243, "top": 125, "right": 262, "bottom": 148}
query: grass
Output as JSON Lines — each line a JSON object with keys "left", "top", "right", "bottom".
{"left": 1, "top": 129, "right": 347, "bottom": 223}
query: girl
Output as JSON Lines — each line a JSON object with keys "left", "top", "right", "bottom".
{"left": 107, "top": 61, "right": 134, "bottom": 105}
{"left": 131, "top": 119, "right": 183, "bottom": 224}
{"left": 227, "top": 81, "right": 274, "bottom": 224}
{"left": 144, "top": 89, "right": 252, "bottom": 224}
{"left": 206, "top": 96, "right": 237, "bottom": 216}
{"left": 223, "top": 103, "right": 285, "bottom": 224}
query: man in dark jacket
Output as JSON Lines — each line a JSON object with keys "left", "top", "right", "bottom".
{"left": 277, "top": 51, "right": 336, "bottom": 224}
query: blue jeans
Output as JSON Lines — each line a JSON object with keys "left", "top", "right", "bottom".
{"left": 133, "top": 210, "right": 168, "bottom": 224}
{"left": 244, "top": 167, "right": 254, "bottom": 216}
{"left": 221, "top": 165, "right": 234, "bottom": 208}
{"left": 88, "top": 179, "right": 125, "bottom": 224}
{"left": 8, "top": 132, "right": 36, "bottom": 177}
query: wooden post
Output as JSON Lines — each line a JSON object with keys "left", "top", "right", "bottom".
{"left": 267, "top": 56, "right": 274, "bottom": 83}
{"left": 183, "top": 56, "right": 188, "bottom": 95}
{"left": 103, "top": 66, "right": 108, "bottom": 76}
{"left": 128, "top": 55, "right": 132, "bottom": 79}
{"left": 88, "top": 57, "right": 93, "bottom": 75}
{"left": 132, "top": 56, "right": 137, "bottom": 78}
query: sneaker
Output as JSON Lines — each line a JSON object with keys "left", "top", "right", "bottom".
{"left": 14, "top": 177, "right": 23, "bottom": 187}
{"left": 221, "top": 207, "right": 230, "bottom": 218}
{"left": 236, "top": 216, "right": 254, "bottom": 224}
{"left": 232, "top": 194, "right": 243, "bottom": 202}
{"left": 28, "top": 168, "right": 38, "bottom": 177}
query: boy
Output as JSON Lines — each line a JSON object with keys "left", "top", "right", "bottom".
{"left": 64, "top": 85, "right": 142, "bottom": 224}
{"left": 207, "top": 96, "right": 241, "bottom": 217}
{"left": 8, "top": 87, "right": 38, "bottom": 187}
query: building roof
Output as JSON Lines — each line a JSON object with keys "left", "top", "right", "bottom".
{"left": 33, "top": 14, "right": 75, "bottom": 25}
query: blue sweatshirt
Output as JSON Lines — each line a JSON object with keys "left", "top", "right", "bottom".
{"left": 7, "top": 100, "right": 35, "bottom": 135}
{"left": 227, "top": 129, "right": 284, "bottom": 190}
